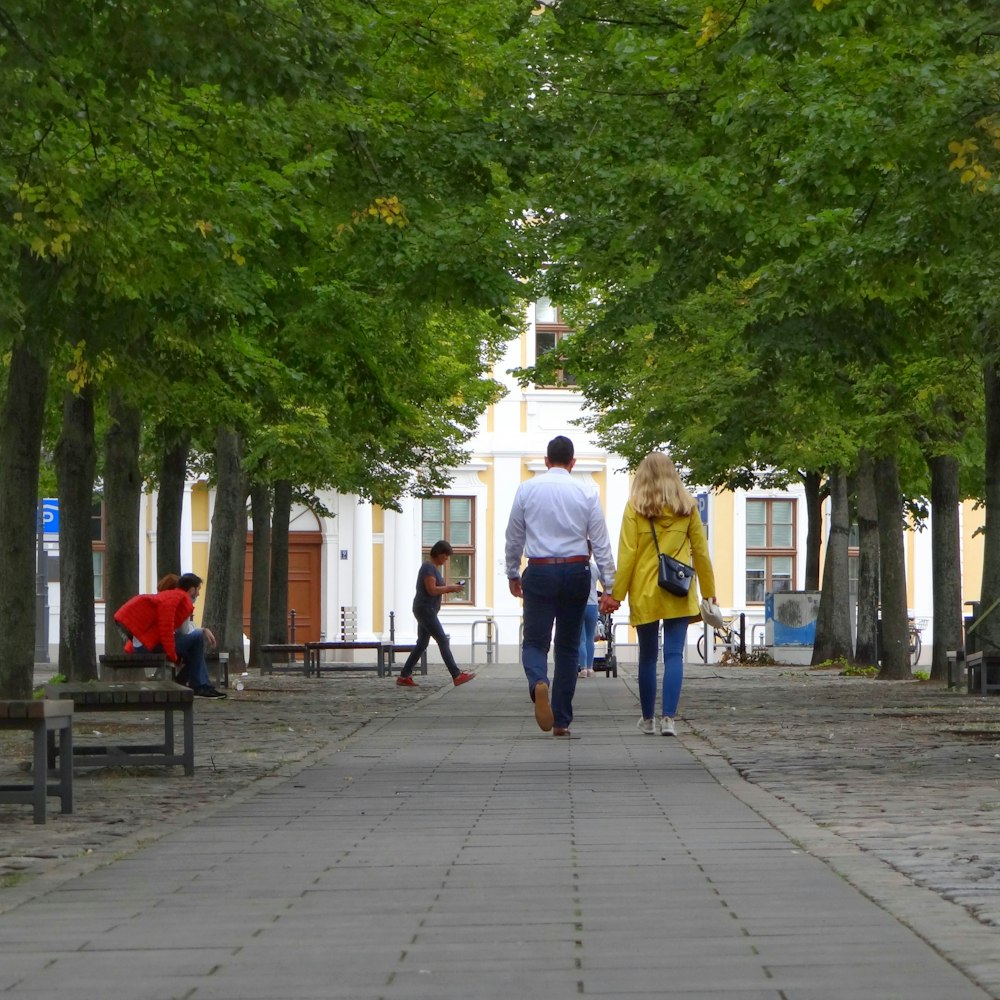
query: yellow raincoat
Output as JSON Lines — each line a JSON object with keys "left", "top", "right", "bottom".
{"left": 611, "top": 502, "right": 716, "bottom": 627}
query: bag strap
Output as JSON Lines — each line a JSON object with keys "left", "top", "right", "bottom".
{"left": 649, "top": 517, "right": 662, "bottom": 555}
{"left": 649, "top": 516, "right": 687, "bottom": 561}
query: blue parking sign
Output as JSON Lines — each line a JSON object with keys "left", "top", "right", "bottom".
{"left": 41, "top": 498, "right": 59, "bottom": 534}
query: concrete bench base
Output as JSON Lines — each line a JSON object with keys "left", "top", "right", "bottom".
{"left": 0, "top": 700, "right": 74, "bottom": 824}
{"left": 46, "top": 681, "right": 195, "bottom": 775}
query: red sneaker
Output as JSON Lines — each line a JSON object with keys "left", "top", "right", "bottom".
{"left": 453, "top": 671, "right": 476, "bottom": 686}
{"left": 396, "top": 675, "right": 418, "bottom": 687}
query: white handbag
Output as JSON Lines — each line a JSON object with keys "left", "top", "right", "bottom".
{"left": 700, "top": 598, "right": 725, "bottom": 629}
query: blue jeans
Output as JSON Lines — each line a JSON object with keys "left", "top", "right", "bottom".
{"left": 636, "top": 617, "right": 689, "bottom": 719}
{"left": 578, "top": 604, "right": 598, "bottom": 670}
{"left": 521, "top": 562, "right": 590, "bottom": 729}
{"left": 401, "top": 606, "right": 460, "bottom": 679}
{"left": 136, "top": 630, "right": 211, "bottom": 688}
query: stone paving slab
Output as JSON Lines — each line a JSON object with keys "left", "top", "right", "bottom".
{"left": 1, "top": 661, "right": 1000, "bottom": 997}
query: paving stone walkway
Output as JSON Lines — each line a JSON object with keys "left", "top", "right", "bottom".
{"left": 1, "top": 660, "right": 999, "bottom": 997}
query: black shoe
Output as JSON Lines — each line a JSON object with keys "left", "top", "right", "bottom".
{"left": 195, "top": 686, "right": 227, "bottom": 699}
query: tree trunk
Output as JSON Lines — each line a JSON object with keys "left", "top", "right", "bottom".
{"left": 202, "top": 427, "right": 244, "bottom": 651}
{"left": 802, "top": 470, "right": 823, "bottom": 591}
{"left": 874, "top": 455, "right": 911, "bottom": 679}
{"left": 103, "top": 391, "right": 143, "bottom": 651}
{"left": 928, "top": 453, "right": 963, "bottom": 682}
{"left": 248, "top": 480, "right": 272, "bottom": 668}
{"left": 156, "top": 433, "right": 189, "bottom": 578}
{"left": 225, "top": 475, "right": 249, "bottom": 671}
{"left": 268, "top": 479, "right": 292, "bottom": 644}
{"left": 979, "top": 358, "right": 1000, "bottom": 655}
{"left": 0, "top": 340, "right": 50, "bottom": 698}
{"left": 854, "top": 451, "right": 880, "bottom": 666}
{"left": 55, "top": 385, "right": 98, "bottom": 681}
{"left": 811, "top": 469, "right": 853, "bottom": 663}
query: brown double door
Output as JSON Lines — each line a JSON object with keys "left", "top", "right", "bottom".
{"left": 243, "top": 532, "right": 323, "bottom": 644}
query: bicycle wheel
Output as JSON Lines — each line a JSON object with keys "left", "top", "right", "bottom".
{"left": 696, "top": 634, "right": 707, "bottom": 662}
{"left": 910, "top": 632, "right": 922, "bottom": 667}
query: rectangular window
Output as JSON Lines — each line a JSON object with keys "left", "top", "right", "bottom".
{"left": 92, "top": 501, "right": 105, "bottom": 601}
{"left": 422, "top": 497, "right": 474, "bottom": 604}
{"left": 745, "top": 498, "right": 796, "bottom": 604}
{"left": 534, "top": 298, "right": 576, "bottom": 387}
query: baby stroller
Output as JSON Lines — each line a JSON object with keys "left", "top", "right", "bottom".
{"left": 592, "top": 609, "right": 618, "bottom": 677}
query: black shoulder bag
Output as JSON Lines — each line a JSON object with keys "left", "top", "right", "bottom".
{"left": 649, "top": 518, "right": 695, "bottom": 597}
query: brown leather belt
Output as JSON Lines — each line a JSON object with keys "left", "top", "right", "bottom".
{"left": 528, "top": 556, "right": 589, "bottom": 565}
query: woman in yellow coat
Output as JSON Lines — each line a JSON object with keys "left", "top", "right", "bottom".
{"left": 606, "top": 452, "right": 716, "bottom": 736}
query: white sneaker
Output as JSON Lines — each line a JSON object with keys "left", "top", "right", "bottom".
{"left": 636, "top": 717, "right": 654, "bottom": 735}
{"left": 659, "top": 716, "right": 676, "bottom": 736}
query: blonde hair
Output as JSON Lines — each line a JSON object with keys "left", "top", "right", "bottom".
{"left": 629, "top": 452, "right": 696, "bottom": 519}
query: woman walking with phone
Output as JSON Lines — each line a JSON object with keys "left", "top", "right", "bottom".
{"left": 396, "top": 540, "right": 476, "bottom": 688}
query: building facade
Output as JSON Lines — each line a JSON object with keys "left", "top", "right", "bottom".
{"left": 46, "top": 301, "right": 986, "bottom": 665}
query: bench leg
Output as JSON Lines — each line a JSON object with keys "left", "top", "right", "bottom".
{"left": 164, "top": 709, "right": 175, "bottom": 755}
{"left": 182, "top": 706, "right": 194, "bottom": 776}
{"left": 58, "top": 722, "right": 73, "bottom": 814}
{"left": 32, "top": 723, "right": 47, "bottom": 824}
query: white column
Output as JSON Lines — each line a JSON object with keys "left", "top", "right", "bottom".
{"left": 181, "top": 482, "right": 194, "bottom": 572}
{"left": 390, "top": 500, "right": 423, "bottom": 643}
{"left": 353, "top": 500, "right": 375, "bottom": 640}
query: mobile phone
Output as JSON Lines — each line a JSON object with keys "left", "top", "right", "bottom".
{"left": 457, "top": 579, "right": 466, "bottom": 586}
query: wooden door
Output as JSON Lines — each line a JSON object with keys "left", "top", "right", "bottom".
{"left": 244, "top": 532, "right": 323, "bottom": 644}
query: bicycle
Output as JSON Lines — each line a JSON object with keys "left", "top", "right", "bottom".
{"left": 908, "top": 618, "right": 923, "bottom": 667}
{"left": 697, "top": 617, "right": 741, "bottom": 663}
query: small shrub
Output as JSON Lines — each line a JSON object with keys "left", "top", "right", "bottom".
{"left": 33, "top": 673, "right": 66, "bottom": 698}
{"left": 840, "top": 664, "right": 878, "bottom": 678}
{"left": 913, "top": 670, "right": 930, "bottom": 681}
{"left": 812, "top": 657, "right": 851, "bottom": 671}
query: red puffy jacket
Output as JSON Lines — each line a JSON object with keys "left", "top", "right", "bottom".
{"left": 113, "top": 589, "right": 194, "bottom": 663}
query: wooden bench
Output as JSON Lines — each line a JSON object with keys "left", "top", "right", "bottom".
{"left": 966, "top": 652, "right": 1000, "bottom": 695}
{"left": 102, "top": 650, "right": 228, "bottom": 688}
{"left": 99, "top": 651, "right": 171, "bottom": 682}
{"left": 0, "top": 700, "right": 74, "bottom": 823}
{"left": 306, "top": 641, "right": 387, "bottom": 677}
{"left": 45, "top": 681, "right": 195, "bottom": 775}
{"left": 383, "top": 644, "right": 428, "bottom": 676}
{"left": 259, "top": 643, "right": 310, "bottom": 676}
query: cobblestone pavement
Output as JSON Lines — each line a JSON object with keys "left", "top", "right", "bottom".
{"left": 680, "top": 662, "right": 1000, "bottom": 933}
{"left": 4, "top": 660, "right": 1000, "bottom": 944}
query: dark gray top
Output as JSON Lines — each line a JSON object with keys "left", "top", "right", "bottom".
{"left": 413, "top": 560, "right": 444, "bottom": 615}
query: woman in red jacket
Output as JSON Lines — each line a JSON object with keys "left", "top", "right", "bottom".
{"left": 114, "top": 573, "right": 225, "bottom": 698}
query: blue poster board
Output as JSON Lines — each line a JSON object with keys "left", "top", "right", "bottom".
{"left": 765, "top": 591, "right": 820, "bottom": 646}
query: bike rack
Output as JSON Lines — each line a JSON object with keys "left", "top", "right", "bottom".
{"left": 471, "top": 617, "right": 498, "bottom": 668}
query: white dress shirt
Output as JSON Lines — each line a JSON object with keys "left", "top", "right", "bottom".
{"left": 505, "top": 468, "right": 616, "bottom": 590}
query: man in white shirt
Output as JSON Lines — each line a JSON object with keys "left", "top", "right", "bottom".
{"left": 505, "top": 436, "right": 616, "bottom": 736}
